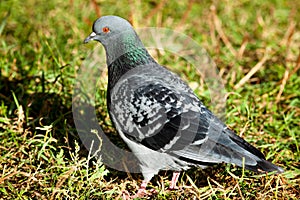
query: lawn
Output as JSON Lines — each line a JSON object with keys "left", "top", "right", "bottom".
{"left": 0, "top": 0, "right": 299, "bottom": 199}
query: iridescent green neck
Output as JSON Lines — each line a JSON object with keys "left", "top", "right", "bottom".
{"left": 108, "top": 48, "right": 155, "bottom": 90}
{"left": 107, "top": 41, "right": 155, "bottom": 89}
{"left": 104, "top": 29, "right": 156, "bottom": 90}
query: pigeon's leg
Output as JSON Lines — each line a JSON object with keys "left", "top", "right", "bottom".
{"left": 135, "top": 180, "right": 149, "bottom": 196}
{"left": 169, "top": 171, "right": 180, "bottom": 189}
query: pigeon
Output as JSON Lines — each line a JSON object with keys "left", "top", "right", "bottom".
{"left": 84, "top": 15, "right": 284, "bottom": 197}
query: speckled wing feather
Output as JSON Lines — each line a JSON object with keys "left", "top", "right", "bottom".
{"left": 109, "top": 63, "right": 208, "bottom": 151}
{"left": 109, "top": 63, "right": 271, "bottom": 170}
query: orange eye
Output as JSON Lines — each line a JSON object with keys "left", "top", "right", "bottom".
{"left": 102, "top": 27, "right": 110, "bottom": 33}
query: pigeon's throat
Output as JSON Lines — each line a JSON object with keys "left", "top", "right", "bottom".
{"left": 107, "top": 48, "right": 155, "bottom": 90}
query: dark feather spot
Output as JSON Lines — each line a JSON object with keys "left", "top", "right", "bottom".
{"left": 141, "top": 115, "right": 181, "bottom": 150}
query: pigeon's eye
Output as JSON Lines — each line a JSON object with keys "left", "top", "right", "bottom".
{"left": 102, "top": 27, "right": 110, "bottom": 33}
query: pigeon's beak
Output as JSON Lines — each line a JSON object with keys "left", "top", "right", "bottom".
{"left": 84, "top": 32, "right": 97, "bottom": 44}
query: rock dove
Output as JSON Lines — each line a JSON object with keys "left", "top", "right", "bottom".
{"left": 84, "top": 15, "right": 284, "bottom": 197}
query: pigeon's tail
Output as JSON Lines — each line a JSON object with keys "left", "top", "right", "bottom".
{"left": 226, "top": 129, "right": 284, "bottom": 174}
{"left": 246, "top": 159, "right": 284, "bottom": 174}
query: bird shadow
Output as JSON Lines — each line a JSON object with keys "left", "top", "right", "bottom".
{"left": 0, "top": 73, "right": 80, "bottom": 153}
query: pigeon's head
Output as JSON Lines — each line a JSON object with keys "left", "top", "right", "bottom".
{"left": 84, "top": 15, "right": 152, "bottom": 66}
{"left": 84, "top": 15, "right": 135, "bottom": 46}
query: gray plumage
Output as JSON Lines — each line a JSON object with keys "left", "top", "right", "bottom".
{"left": 84, "top": 15, "right": 284, "bottom": 191}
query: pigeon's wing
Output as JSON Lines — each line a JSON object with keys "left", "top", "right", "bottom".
{"left": 109, "top": 64, "right": 208, "bottom": 150}
{"left": 110, "top": 76, "right": 206, "bottom": 150}
{"left": 109, "top": 65, "right": 282, "bottom": 172}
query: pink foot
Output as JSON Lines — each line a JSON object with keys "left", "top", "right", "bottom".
{"left": 169, "top": 171, "right": 180, "bottom": 190}
{"left": 122, "top": 180, "right": 157, "bottom": 199}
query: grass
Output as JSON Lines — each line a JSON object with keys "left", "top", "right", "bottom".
{"left": 1, "top": 0, "right": 299, "bottom": 199}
